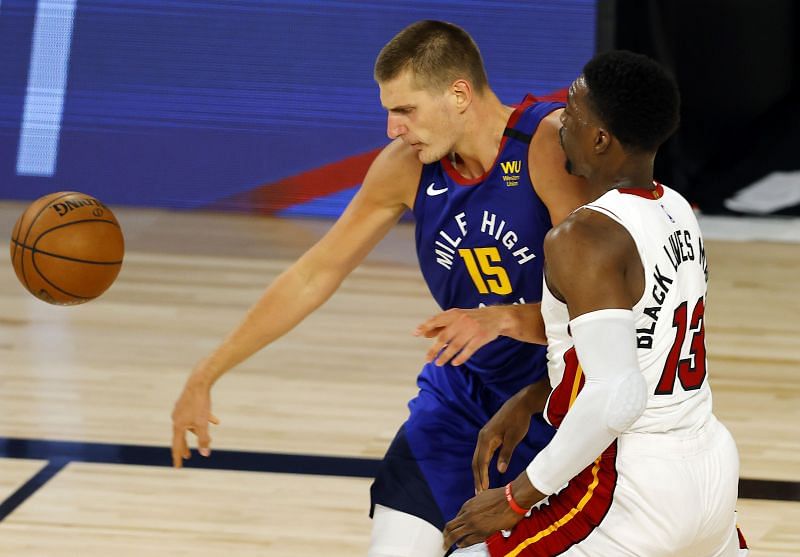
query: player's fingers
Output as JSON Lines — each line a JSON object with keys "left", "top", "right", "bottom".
{"left": 208, "top": 412, "right": 220, "bottom": 425}
{"left": 195, "top": 424, "right": 212, "bottom": 457}
{"left": 425, "top": 340, "right": 445, "bottom": 362}
{"left": 425, "top": 331, "right": 452, "bottom": 362}
{"left": 414, "top": 313, "right": 446, "bottom": 336}
{"left": 442, "top": 516, "right": 467, "bottom": 549}
{"left": 472, "top": 435, "right": 502, "bottom": 493}
{"left": 456, "top": 532, "right": 486, "bottom": 549}
{"left": 434, "top": 339, "right": 464, "bottom": 366}
{"left": 450, "top": 336, "right": 487, "bottom": 367}
{"left": 171, "top": 428, "right": 188, "bottom": 468}
{"left": 416, "top": 309, "right": 462, "bottom": 337}
{"left": 434, "top": 326, "right": 474, "bottom": 365}
{"left": 497, "top": 436, "right": 520, "bottom": 474}
{"left": 419, "top": 326, "right": 444, "bottom": 339}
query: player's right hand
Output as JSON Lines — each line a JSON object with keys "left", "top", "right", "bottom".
{"left": 471, "top": 381, "right": 549, "bottom": 492}
{"left": 171, "top": 375, "right": 220, "bottom": 468}
{"left": 415, "top": 306, "right": 505, "bottom": 366}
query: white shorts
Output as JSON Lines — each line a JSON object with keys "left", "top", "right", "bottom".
{"left": 474, "top": 416, "right": 746, "bottom": 557}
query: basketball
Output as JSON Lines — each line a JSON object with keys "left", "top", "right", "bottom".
{"left": 9, "top": 191, "right": 125, "bottom": 305}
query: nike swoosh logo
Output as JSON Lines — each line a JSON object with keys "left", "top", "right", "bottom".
{"left": 426, "top": 182, "right": 448, "bottom": 196}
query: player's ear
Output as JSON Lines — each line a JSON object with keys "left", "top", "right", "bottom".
{"left": 451, "top": 79, "right": 472, "bottom": 113}
{"left": 593, "top": 127, "right": 611, "bottom": 155}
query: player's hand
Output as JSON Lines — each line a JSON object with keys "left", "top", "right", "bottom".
{"left": 472, "top": 381, "right": 549, "bottom": 493}
{"left": 444, "top": 474, "right": 545, "bottom": 550}
{"left": 414, "top": 306, "right": 508, "bottom": 366}
{"left": 443, "top": 486, "right": 523, "bottom": 550}
{"left": 171, "top": 374, "right": 220, "bottom": 468}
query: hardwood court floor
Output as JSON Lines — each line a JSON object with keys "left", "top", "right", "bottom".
{"left": 0, "top": 202, "right": 798, "bottom": 556}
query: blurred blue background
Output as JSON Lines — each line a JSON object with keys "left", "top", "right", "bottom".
{"left": 0, "top": 0, "right": 595, "bottom": 217}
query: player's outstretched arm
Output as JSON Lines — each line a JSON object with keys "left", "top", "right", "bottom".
{"left": 171, "top": 140, "right": 421, "bottom": 468}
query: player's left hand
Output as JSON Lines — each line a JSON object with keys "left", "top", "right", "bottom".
{"left": 415, "top": 306, "right": 506, "bottom": 366}
{"left": 443, "top": 486, "right": 522, "bottom": 549}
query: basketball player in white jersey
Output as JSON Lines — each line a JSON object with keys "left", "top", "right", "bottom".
{"left": 442, "top": 50, "right": 748, "bottom": 556}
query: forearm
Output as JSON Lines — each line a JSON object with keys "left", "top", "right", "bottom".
{"left": 191, "top": 257, "right": 344, "bottom": 386}
{"left": 510, "top": 379, "right": 550, "bottom": 415}
{"left": 523, "top": 309, "right": 647, "bottom": 499}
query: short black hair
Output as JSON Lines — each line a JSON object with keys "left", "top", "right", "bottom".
{"left": 582, "top": 50, "right": 680, "bottom": 152}
{"left": 374, "top": 20, "right": 488, "bottom": 93}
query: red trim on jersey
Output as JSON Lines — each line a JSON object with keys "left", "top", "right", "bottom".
{"left": 545, "top": 347, "right": 584, "bottom": 429}
{"left": 441, "top": 95, "right": 538, "bottom": 186}
{"left": 737, "top": 526, "right": 749, "bottom": 549}
{"left": 486, "top": 444, "right": 618, "bottom": 557}
{"left": 618, "top": 182, "right": 664, "bottom": 200}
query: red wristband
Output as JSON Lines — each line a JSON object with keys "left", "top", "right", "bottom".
{"left": 504, "top": 482, "right": 528, "bottom": 516}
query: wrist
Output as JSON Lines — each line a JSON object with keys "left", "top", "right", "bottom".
{"left": 519, "top": 380, "right": 549, "bottom": 413}
{"left": 504, "top": 482, "right": 529, "bottom": 516}
{"left": 190, "top": 360, "right": 219, "bottom": 389}
{"left": 499, "top": 303, "right": 545, "bottom": 344}
{"left": 510, "top": 471, "right": 544, "bottom": 509}
{"left": 496, "top": 304, "right": 519, "bottom": 338}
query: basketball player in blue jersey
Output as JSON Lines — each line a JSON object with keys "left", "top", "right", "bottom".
{"left": 171, "top": 20, "right": 590, "bottom": 557}
{"left": 443, "top": 51, "right": 747, "bottom": 557}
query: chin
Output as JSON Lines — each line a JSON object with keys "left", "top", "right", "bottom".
{"left": 564, "top": 158, "right": 584, "bottom": 177}
{"left": 416, "top": 151, "right": 437, "bottom": 164}
{"left": 419, "top": 147, "right": 448, "bottom": 164}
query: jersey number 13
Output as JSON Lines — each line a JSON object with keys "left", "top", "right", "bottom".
{"left": 655, "top": 297, "right": 707, "bottom": 395}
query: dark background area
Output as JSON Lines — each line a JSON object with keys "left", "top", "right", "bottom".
{"left": 601, "top": 0, "right": 800, "bottom": 215}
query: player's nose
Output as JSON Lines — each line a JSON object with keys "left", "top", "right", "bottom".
{"left": 387, "top": 115, "right": 407, "bottom": 139}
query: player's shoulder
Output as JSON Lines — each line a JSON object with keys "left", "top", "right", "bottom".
{"left": 528, "top": 108, "right": 566, "bottom": 174}
{"left": 368, "top": 138, "right": 423, "bottom": 182}
{"left": 527, "top": 107, "right": 593, "bottom": 225}
{"left": 545, "top": 205, "right": 633, "bottom": 265}
{"left": 362, "top": 139, "right": 423, "bottom": 207}
{"left": 528, "top": 107, "right": 562, "bottom": 152}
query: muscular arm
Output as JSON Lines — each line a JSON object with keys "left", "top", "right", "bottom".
{"left": 171, "top": 140, "right": 420, "bottom": 467}
{"left": 529, "top": 109, "right": 592, "bottom": 226}
{"left": 193, "top": 141, "right": 420, "bottom": 386}
{"left": 512, "top": 209, "right": 647, "bottom": 504}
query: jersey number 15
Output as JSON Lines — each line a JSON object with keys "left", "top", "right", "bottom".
{"left": 458, "top": 247, "right": 512, "bottom": 295}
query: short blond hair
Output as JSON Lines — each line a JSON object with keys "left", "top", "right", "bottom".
{"left": 374, "top": 20, "right": 489, "bottom": 93}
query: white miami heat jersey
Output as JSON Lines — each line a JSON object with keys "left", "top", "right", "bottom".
{"left": 542, "top": 183, "right": 713, "bottom": 435}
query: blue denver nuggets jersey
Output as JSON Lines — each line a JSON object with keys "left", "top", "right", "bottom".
{"left": 413, "top": 98, "right": 563, "bottom": 392}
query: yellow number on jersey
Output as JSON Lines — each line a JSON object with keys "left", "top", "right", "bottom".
{"left": 458, "top": 247, "right": 512, "bottom": 295}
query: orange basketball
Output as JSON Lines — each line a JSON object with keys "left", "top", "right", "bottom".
{"left": 9, "top": 191, "right": 125, "bottom": 305}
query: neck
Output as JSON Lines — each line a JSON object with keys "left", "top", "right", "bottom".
{"left": 589, "top": 153, "right": 656, "bottom": 198}
{"left": 449, "top": 91, "right": 512, "bottom": 179}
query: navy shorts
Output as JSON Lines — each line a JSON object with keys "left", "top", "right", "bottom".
{"left": 370, "top": 362, "right": 555, "bottom": 531}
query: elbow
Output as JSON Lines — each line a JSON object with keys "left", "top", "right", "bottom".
{"left": 606, "top": 372, "right": 648, "bottom": 434}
